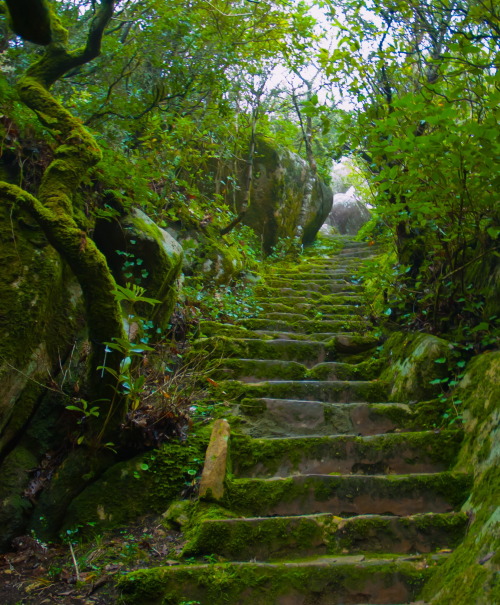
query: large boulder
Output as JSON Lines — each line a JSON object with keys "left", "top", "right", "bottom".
{"left": 328, "top": 186, "right": 372, "bottom": 235}
{"left": 0, "top": 202, "right": 84, "bottom": 550}
{"left": 0, "top": 203, "right": 82, "bottom": 457}
{"left": 330, "top": 157, "right": 356, "bottom": 196}
{"left": 94, "top": 208, "right": 183, "bottom": 328}
{"left": 380, "top": 332, "right": 452, "bottom": 402}
{"left": 239, "top": 137, "right": 333, "bottom": 254}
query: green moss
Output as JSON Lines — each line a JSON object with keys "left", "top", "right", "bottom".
{"left": 370, "top": 399, "right": 447, "bottom": 431}
{"left": 380, "top": 332, "right": 451, "bottom": 402}
{"left": 421, "top": 352, "right": 500, "bottom": 604}
{"left": 0, "top": 446, "right": 38, "bottom": 549}
{"left": 215, "top": 379, "right": 388, "bottom": 405}
{"left": 57, "top": 435, "right": 211, "bottom": 537}
{"left": 118, "top": 557, "right": 436, "bottom": 605}
{"left": 213, "top": 358, "right": 307, "bottom": 382}
{"left": 219, "top": 472, "right": 471, "bottom": 517}
{"left": 198, "top": 321, "right": 272, "bottom": 340}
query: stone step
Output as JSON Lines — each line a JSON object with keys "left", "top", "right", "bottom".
{"left": 183, "top": 512, "right": 468, "bottom": 560}
{"left": 259, "top": 281, "right": 363, "bottom": 294}
{"left": 257, "top": 303, "right": 367, "bottom": 318}
{"left": 254, "top": 330, "right": 349, "bottom": 342}
{"left": 261, "top": 312, "right": 310, "bottom": 322}
{"left": 339, "top": 248, "right": 381, "bottom": 257}
{"left": 235, "top": 399, "right": 428, "bottom": 437}
{"left": 238, "top": 317, "right": 369, "bottom": 334}
{"left": 214, "top": 359, "right": 309, "bottom": 382}
{"left": 271, "top": 272, "right": 359, "bottom": 280}
{"left": 296, "top": 303, "right": 367, "bottom": 315}
{"left": 196, "top": 337, "right": 331, "bottom": 367}
{"left": 213, "top": 358, "right": 382, "bottom": 383}
{"left": 222, "top": 472, "right": 471, "bottom": 517}
{"left": 199, "top": 334, "right": 380, "bottom": 365}
{"left": 308, "top": 360, "right": 383, "bottom": 381}
{"left": 306, "top": 253, "right": 377, "bottom": 263}
{"left": 259, "top": 292, "right": 366, "bottom": 306}
{"left": 259, "top": 294, "right": 366, "bottom": 306}
{"left": 118, "top": 554, "right": 445, "bottom": 605}
{"left": 223, "top": 379, "right": 389, "bottom": 403}
{"left": 230, "top": 430, "right": 463, "bottom": 478}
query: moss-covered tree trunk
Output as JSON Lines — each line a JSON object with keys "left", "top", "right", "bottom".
{"left": 1, "top": 0, "right": 127, "bottom": 436}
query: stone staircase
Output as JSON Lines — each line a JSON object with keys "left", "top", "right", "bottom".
{"left": 119, "top": 236, "right": 471, "bottom": 605}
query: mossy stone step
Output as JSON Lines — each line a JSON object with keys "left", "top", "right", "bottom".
{"left": 253, "top": 330, "right": 348, "bottom": 342}
{"left": 261, "top": 312, "right": 310, "bottom": 322}
{"left": 260, "top": 294, "right": 366, "bottom": 306}
{"left": 222, "top": 379, "right": 389, "bottom": 403}
{"left": 183, "top": 512, "right": 468, "bottom": 560}
{"left": 295, "top": 303, "right": 367, "bottom": 316}
{"left": 118, "top": 554, "right": 445, "bottom": 605}
{"left": 259, "top": 281, "right": 363, "bottom": 294}
{"left": 337, "top": 249, "right": 382, "bottom": 258}
{"left": 230, "top": 430, "right": 463, "bottom": 478}
{"left": 235, "top": 399, "right": 434, "bottom": 438}
{"left": 257, "top": 305, "right": 367, "bottom": 320}
{"left": 238, "top": 317, "right": 369, "bottom": 334}
{"left": 268, "top": 272, "right": 359, "bottom": 281}
{"left": 214, "top": 358, "right": 308, "bottom": 382}
{"left": 213, "top": 358, "right": 382, "bottom": 383}
{"left": 308, "top": 360, "right": 383, "bottom": 381}
{"left": 193, "top": 336, "right": 331, "bottom": 366}
{"left": 199, "top": 321, "right": 274, "bottom": 340}
{"left": 222, "top": 472, "right": 471, "bottom": 517}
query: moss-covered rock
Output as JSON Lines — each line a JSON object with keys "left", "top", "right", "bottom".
{"left": 0, "top": 202, "right": 82, "bottom": 456}
{"left": 239, "top": 136, "right": 332, "bottom": 253}
{"left": 380, "top": 332, "right": 451, "bottom": 402}
{"left": 118, "top": 555, "right": 442, "bottom": 605}
{"left": 57, "top": 434, "right": 210, "bottom": 537}
{"left": 422, "top": 351, "right": 500, "bottom": 605}
{"left": 0, "top": 446, "right": 38, "bottom": 549}
{"left": 93, "top": 208, "right": 183, "bottom": 328}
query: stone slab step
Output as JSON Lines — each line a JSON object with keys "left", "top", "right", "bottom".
{"left": 259, "top": 281, "right": 363, "bottom": 294}
{"left": 270, "top": 274, "right": 360, "bottom": 283}
{"left": 259, "top": 308, "right": 367, "bottom": 322}
{"left": 197, "top": 337, "right": 331, "bottom": 367}
{"left": 214, "top": 358, "right": 309, "bottom": 382}
{"left": 238, "top": 317, "right": 369, "bottom": 334}
{"left": 224, "top": 379, "right": 389, "bottom": 403}
{"left": 295, "top": 303, "right": 367, "bottom": 315}
{"left": 230, "top": 430, "right": 463, "bottom": 478}
{"left": 259, "top": 295, "right": 366, "bottom": 307}
{"left": 254, "top": 330, "right": 351, "bottom": 342}
{"left": 223, "top": 472, "right": 471, "bottom": 517}
{"left": 236, "top": 399, "right": 421, "bottom": 437}
{"left": 256, "top": 302, "right": 367, "bottom": 320}
{"left": 213, "top": 359, "right": 382, "bottom": 383}
{"left": 183, "top": 512, "right": 468, "bottom": 560}
{"left": 308, "top": 361, "right": 383, "bottom": 381}
{"left": 118, "top": 554, "right": 445, "bottom": 605}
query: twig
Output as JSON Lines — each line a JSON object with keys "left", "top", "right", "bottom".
{"left": 68, "top": 542, "right": 80, "bottom": 582}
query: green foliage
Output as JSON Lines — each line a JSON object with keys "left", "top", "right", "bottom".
{"left": 320, "top": 0, "right": 500, "bottom": 337}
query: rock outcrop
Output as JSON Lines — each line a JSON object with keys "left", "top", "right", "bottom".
{"left": 329, "top": 186, "right": 372, "bottom": 235}
{"left": 94, "top": 208, "right": 183, "bottom": 328}
{"left": 326, "top": 159, "right": 371, "bottom": 235}
{"left": 239, "top": 137, "right": 333, "bottom": 253}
